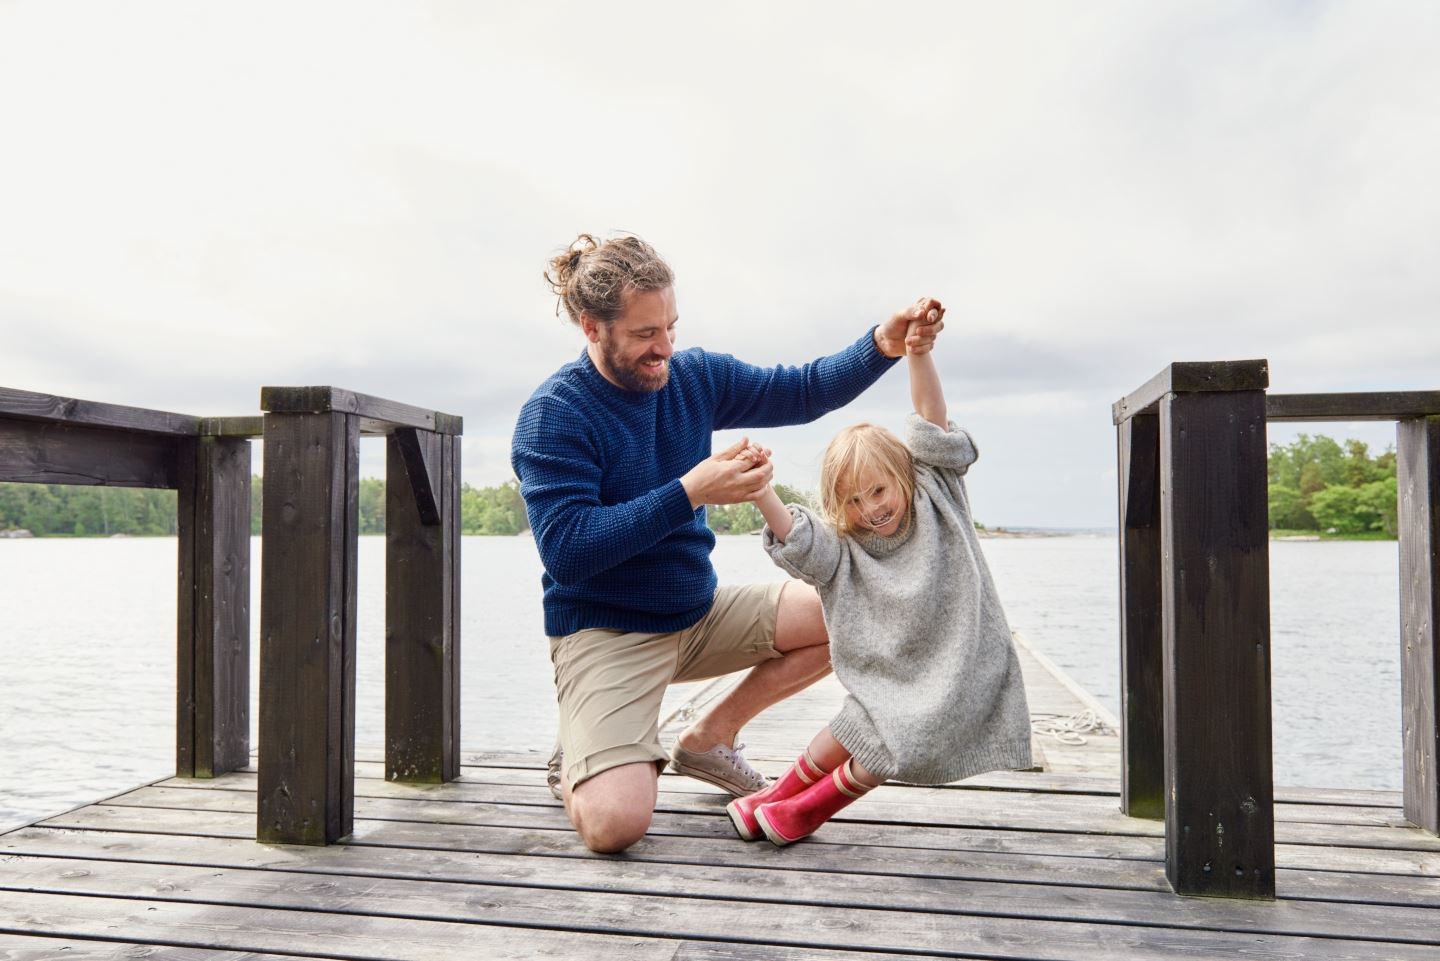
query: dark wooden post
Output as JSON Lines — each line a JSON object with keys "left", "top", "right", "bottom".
{"left": 384, "top": 428, "right": 461, "bottom": 782}
{"left": 1117, "top": 412, "right": 1163, "bottom": 819}
{"left": 1398, "top": 415, "right": 1440, "bottom": 835}
{"left": 257, "top": 410, "right": 360, "bottom": 845}
{"left": 176, "top": 435, "right": 252, "bottom": 778}
{"left": 1160, "top": 384, "right": 1274, "bottom": 899}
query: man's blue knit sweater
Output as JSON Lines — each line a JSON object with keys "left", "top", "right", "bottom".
{"left": 511, "top": 328, "right": 898, "bottom": 637}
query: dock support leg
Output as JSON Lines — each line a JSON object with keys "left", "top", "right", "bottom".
{"left": 258, "top": 412, "right": 359, "bottom": 845}
{"left": 1160, "top": 390, "right": 1275, "bottom": 898}
{"left": 1119, "top": 412, "right": 1164, "bottom": 819}
{"left": 176, "top": 436, "right": 252, "bottom": 778}
{"left": 385, "top": 429, "right": 461, "bottom": 783}
{"left": 1399, "top": 416, "right": 1440, "bottom": 835}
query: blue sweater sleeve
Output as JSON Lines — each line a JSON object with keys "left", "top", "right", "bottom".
{"left": 709, "top": 327, "right": 899, "bottom": 429}
{"left": 512, "top": 398, "right": 697, "bottom": 586}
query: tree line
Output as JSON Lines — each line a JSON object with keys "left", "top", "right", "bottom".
{"left": 1268, "top": 434, "right": 1397, "bottom": 536}
{"left": 0, "top": 477, "right": 812, "bottom": 537}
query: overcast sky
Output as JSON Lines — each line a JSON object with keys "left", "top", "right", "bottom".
{"left": 2, "top": 1, "right": 1436, "bottom": 527}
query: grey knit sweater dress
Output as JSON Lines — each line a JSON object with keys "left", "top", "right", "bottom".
{"left": 763, "top": 415, "right": 1033, "bottom": 784}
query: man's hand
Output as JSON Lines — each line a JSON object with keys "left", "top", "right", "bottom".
{"left": 874, "top": 297, "right": 946, "bottom": 358}
{"left": 681, "top": 438, "right": 774, "bottom": 509}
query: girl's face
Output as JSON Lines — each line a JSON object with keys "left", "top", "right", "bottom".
{"left": 843, "top": 463, "right": 907, "bottom": 537}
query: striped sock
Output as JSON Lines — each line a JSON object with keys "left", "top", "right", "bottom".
{"left": 832, "top": 759, "right": 872, "bottom": 798}
{"left": 795, "top": 750, "right": 826, "bottom": 785}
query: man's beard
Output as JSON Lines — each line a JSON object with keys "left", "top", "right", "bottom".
{"left": 602, "top": 340, "right": 669, "bottom": 393}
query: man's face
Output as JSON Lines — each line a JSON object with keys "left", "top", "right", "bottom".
{"left": 585, "top": 286, "right": 678, "bottom": 394}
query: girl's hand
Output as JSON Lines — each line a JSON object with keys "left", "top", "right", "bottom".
{"left": 682, "top": 438, "right": 774, "bottom": 507}
{"left": 875, "top": 297, "right": 945, "bottom": 358}
{"left": 734, "top": 442, "right": 772, "bottom": 468}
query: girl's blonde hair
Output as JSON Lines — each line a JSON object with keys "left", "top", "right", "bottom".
{"left": 818, "top": 423, "right": 916, "bottom": 537}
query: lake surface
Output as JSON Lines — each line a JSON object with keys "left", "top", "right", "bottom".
{"left": 0, "top": 534, "right": 1402, "bottom": 832}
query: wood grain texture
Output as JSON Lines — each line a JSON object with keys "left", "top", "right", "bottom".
{"left": 257, "top": 412, "right": 359, "bottom": 844}
{"left": 384, "top": 430, "right": 459, "bottom": 783}
{"left": 1111, "top": 360, "right": 1269, "bottom": 424}
{"left": 0, "top": 386, "right": 198, "bottom": 434}
{"left": 1118, "top": 413, "right": 1164, "bottom": 820}
{"left": 1160, "top": 390, "right": 1276, "bottom": 898}
{"left": 1268, "top": 392, "right": 1440, "bottom": 423}
{"left": 0, "top": 420, "right": 179, "bottom": 487}
{"left": 1398, "top": 416, "right": 1440, "bottom": 835}
{"left": 260, "top": 387, "right": 462, "bottom": 435}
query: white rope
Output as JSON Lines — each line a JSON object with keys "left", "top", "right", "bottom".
{"left": 1031, "top": 709, "right": 1113, "bottom": 745}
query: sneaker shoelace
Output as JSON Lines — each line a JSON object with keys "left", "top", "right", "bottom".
{"left": 723, "top": 742, "right": 767, "bottom": 792}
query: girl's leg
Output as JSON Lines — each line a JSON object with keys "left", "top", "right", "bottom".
{"left": 803, "top": 726, "right": 851, "bottom": 774}
{"left": 804, "top": 727, "right": 883, "bottom": 787}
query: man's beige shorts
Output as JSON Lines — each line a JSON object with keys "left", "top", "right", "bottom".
{"left": 549, "top": 581, "right": 786, "bottom": 789}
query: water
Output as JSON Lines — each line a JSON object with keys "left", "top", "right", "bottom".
{"left": 0, "top": 534, "right": 1402, "bottom": 832}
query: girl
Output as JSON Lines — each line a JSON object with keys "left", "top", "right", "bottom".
{"left": 729, "top": 308, "right": 1033, "bottom": 846}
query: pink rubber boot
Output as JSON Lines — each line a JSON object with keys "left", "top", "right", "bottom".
{"left": 726, "top": 750, "right": 828, "bottom": 841}
{"left": 754, "top": 759, "right": 873, "bottom": 846}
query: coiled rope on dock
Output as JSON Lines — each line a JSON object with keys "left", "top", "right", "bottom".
{"left": 1031, "top": 709, "right": 1114, "bottom": 745}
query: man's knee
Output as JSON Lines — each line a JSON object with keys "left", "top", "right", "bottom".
{"left": 573, "top": 798, "right": 653, "bottom": 853}
{"left": 568, "top": 761, "right": 659, "bottom": 853}
{"left": 776, "top": 581, "right": 828, "bottom": 653}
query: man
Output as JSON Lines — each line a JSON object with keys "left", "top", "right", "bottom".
{"left": 511, "top": 233, "right": 943, "bottom": 852}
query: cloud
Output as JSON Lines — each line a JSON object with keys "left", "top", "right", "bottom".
{"left": 2, "top": 1, "right": 1437, "bottom": 527}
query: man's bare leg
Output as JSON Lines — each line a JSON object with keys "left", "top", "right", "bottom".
{"left": 677, "top": 581, "right": 829, "bottom": 754}
{"left": 564, "top": 761, "right": 659, "bottom": 853}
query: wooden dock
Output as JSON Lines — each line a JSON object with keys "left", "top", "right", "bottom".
{"left": 3, "top": 641, "right": 1437, "bottom": 960}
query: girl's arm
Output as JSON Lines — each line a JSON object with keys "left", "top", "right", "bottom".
{"left": 908, "top": 312, "right": 948, "bottom": 428}
{"left": 754, "top": 484, "right": 794, "bottom": 543}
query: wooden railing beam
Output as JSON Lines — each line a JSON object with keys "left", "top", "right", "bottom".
{"left": 384, "top": 430, "right": 461, "bottom": 783}
{"left": 1159, "top": 387, "right": 1275, "bottom": 899}
{"left": 1268, "top": 391, "right": 1440, "bottom": 423}
{"left": 176, "top": 436, "right": 252, "bottom": 778}
{"left": 257, "top": 411, "right": 360, "bottom": 845}
{"left": 0, "top": 420, "right": 179, "bottom": 488}
{"left": 1399, "top": 415, "right": 1440, "bottom": 835}
{"left": 1111, "top": 360, "right": 1269, "bottom": 425}
{"left": 1118, "top": 412, "right": 1163, "bottom": 820}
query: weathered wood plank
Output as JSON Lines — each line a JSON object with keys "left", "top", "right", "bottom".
{"left": 1111, "top": 360, "right": 1269, "bottom": 424}
{"left": 91, "top": 784, "right": 1440, "bottom": 860}
{"left": 0, "top": 419, "right": 179, "bottom": 487}
{"left": 259, "top": 387, "right": 463, "bottom": 435}
{"left": 436, "top": 753, "right": 1405, "bottom": 808}
{"left": 1160, "top": 389, "right": 1276, "bottom": 898}
{"left": 5, "top": 852, "right": 1439, "bottom": 948}
{"left": 385, "top": 429, "right": 459, "bottom": 783}
{"left": 1, "top": 866, "right": 1436, "bottom": 960}
{"left": 36, "top": 799, "right": 1440, "bottom": 878}
{"left": 150, "top": 771, "right": 1414, "bottom": 831}
{"left": 1398, "top": 415, "right": 1440, "bottom": 835}
{"left": 0, "top": 934, "right": 338, "bottom": 961}
{"left": 1118, "top": 411, "right": 1163, "bottom": 819}
{"left": 9, "top": 822, "right": 1437, "bottom": 910}
{"left": 0, "top": 386, "right": 198, "bottom": 434}
{"left": 1268, "top": 391, "right": 1440, "bottom": 423}
{"left": 0, "top": 892, "right": 693, "bottom": 961}
{"left": 197, "top": 416, "right": 265, "bottom": 438}
{"left": 258, "top": 412, "right": 359, "bottom": 844}
{"left": 392, "top": 428, "right": 440, "bottom": 526}
{"left": 176, "top": 436, "right": 251, "bottom": 778}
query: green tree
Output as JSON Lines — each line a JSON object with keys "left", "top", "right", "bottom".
{"left": 1357, "top": 476, "right": 1398, "bottom": 536}
{"left": 1267, "top": 484, "right": 1314, "bottom": 530}
{"left": 460, "top": 479, "right": 529, "bottom": 535}
{"left": 1309, "top": 486, "right": 1369, "bottom": 534}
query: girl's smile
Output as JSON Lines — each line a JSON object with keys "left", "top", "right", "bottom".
{"left": 844, "top": 464, "right": 908, "bottom": 537}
